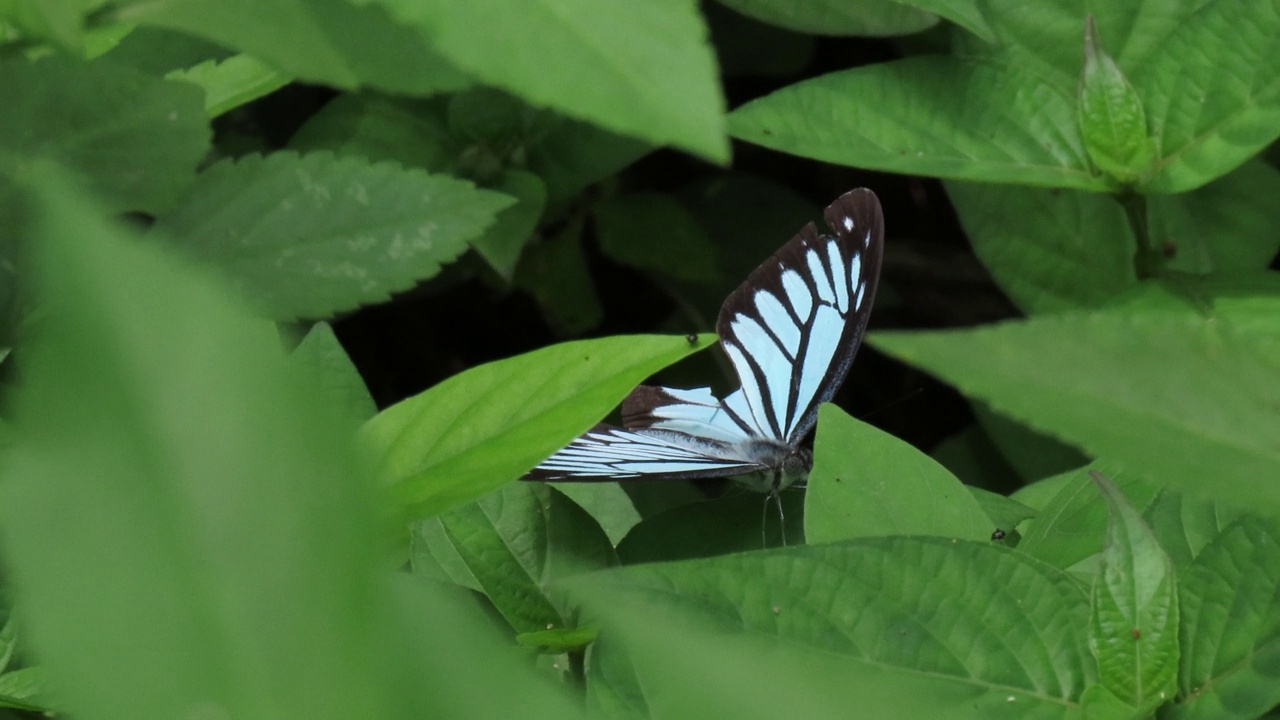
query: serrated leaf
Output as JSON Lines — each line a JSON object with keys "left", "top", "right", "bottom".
{"left": 113, "top": 0, "right": 469, "bottom": 96}
{"left": 713, "top": 0, "right": 937, "bottom": 36}
{"left": 374, "top": 0, "right": 728, "bottom": 163}
{"left": 869, "top": 296, "right": 1280, "bottom": 512}
{"left": 1171, "top": 517, "right": 1280, "bottom": 720}
{"left": 1088, "top": 472, "right": 1178, "bottom": 712}
{"left": 944, "top": 181, "right": 1136, "bottom": 314}
{"left": 0, "top": 56, "right": 208, "bottom": 217}
{"left": 361, "top": 333, "right": 714, "bottom": 521}
{"left": 470, "top": 170, "right": 546, "bottom": 280}
{"left": 806, "top": 405, "right": 990, "bottom": 543}
{"left": 1135, "top": 0, "right": 1280, "bottom": 192}
{"left": 1077, "top": 17, "right": 1154, "bottom": 184}
{"left": 412, "top": 484, "right": 614, "bottom": 633}
{"left": 566, "top": 538, "right": 1092, "bottom": 718}
{"left": 288, "top": 321, "right": 376, "bottom": 429}
{"left": 593, "top": 192, "right": 720, "bottom": 283}
{"left": 166, "top": 53, "right": 290, "bottom": 117}
{"left": 151, "top": 151, "right": 512, "bottom": 321}
{"left": 729, "top": 55, "right": 1104, "bottom": 189}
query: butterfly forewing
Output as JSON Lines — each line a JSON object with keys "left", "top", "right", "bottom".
{"left": 716, "top": 188, "right": 883, "bottom": 444}
{"left": 524, "top": 425, "right": 767, "bottom": 482}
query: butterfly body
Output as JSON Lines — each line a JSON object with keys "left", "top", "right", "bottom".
{"left": 525, "top": 188, "right": 884, "bottom": 492}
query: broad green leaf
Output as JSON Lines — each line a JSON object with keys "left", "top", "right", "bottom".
{"left": 616, "top": 493, "right": 804, "bottom": 564}
{"left": 111, "top": 0, "right": 469, "bottom": 96}
{"left": 713, "top": 0, "right": 937, "bottom": 36}
{"left": 905, "top": 0, "right": 993, "bottom": 41}
{"left": 973, "top": 402, "right": 1089, "bottom": 482}
{"left": 729, "top": 56, "right": 1104, "bottom": 190}
{"left": 166, "top": 53, "right": 291, "bottom": 117}
{"left": 150, "top": 151, "right": 512, "bottom": 321}
{"left": 4, "top": 168, "right": 393, "bottom": 719}
{"left": 412, "top": 484, "right": 615, "bottom": 633}
{"left": 0, "top": 56, "right": 208, "bottom": 217}
{"left": 930, "top": 424, "right": 1023, "bottom": 490}
{"left": 514, "top": 217, "right": 602, "bottom": 334}
{"left": 567, "top": 538, "right": 1092, "bottom": 718}
{"left": 705, "top": 1, "right": 815, "bottom": 79}
{"left": 870, "top": 297, "right": 1280, "bottom": 512}
{"left": 0, "top": 616, "right": 13, "bottom": 673}
{"left": 1150, "top": 160, "right": 1280, "bottom": 274}
{"left": 1136, "top": 0, "right": 1280, "bottom": 192}
{"left": 1016, "top": 465, "right": 1161, "bottom": 572}
{"left": 1079, "top": 683, "right": 1139, "bottom": 720}
{"left": 288, "top": 321, "right": 376, "bottom": 429}
{"left": 1172, "top": 517, "right": 1280, "bottom": 720}
{"left": 361, "top": 333, "right": 714, "bottom": 521}
{"left": 1088, "top": 473, "right": 1178, "bottom": 713}
{"left": 805, "top": 405, "right": 990, "bottom": 543}
{"left": 373, "top": 0, "right": 728, "bottom": 162}
{"left": 0, "top": 0, "right": 101, "bottom": 50}
{"left": 98, "top": 25, "right": 232, "bottom": 74}
{"left": 944, "top": 181, "right": 1136, "bottom": 314}
{"left": 288, "top": 94, "right": 454, "bottom": 171}
{"left": 594, "top": 192, "right": 720, "bottom": 283}
{"left": 470, "top": 170, "right": 546, "bottom": 280}
{"left": 1077, "top": 17, "right": 1154, "bottom": 184}
{"left": 1142, "top": 489, "right": 1244, "bottom": 571}
{"left": 553, "top": 483, "right": 643, "bottom": 546}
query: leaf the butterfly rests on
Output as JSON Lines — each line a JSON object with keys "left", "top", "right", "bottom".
{"left": 525, "top": 188, "right": 884, "bottom": 493}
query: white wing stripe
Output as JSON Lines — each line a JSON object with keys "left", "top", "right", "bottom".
{"left": 755, "top": 290, "right": 800, "bottom": 356}
{"left": 827, "top": 240, "right": 849, "bottom": 313}
{"left": 792, "top": 304, "right": 844, "bottom": 436}
{"left": 806, "top": 248, "right": 835, "bottom": 304}
{"left": 780, "top": 269, "right": 812, "bottom": 319}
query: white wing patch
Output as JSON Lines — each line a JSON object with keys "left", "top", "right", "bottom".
{"left": 529, "top": 427, "right": 764, "bottom": 480}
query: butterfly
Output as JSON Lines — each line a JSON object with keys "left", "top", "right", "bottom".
{"left": 525, "top": 188, "right": 883, "bottom": 494}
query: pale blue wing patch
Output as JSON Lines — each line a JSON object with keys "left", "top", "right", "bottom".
{"left": 527, "top": 426, "right": 765, "bottom": 481}
{"left": 622, "top": 386, "right": 758, "bottom": 444}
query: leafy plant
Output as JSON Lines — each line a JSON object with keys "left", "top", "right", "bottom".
{"left": 1, "top": 1, "right": 1278, "bottom": 719}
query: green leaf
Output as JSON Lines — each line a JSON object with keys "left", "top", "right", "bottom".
{"left": 514, "top": 217, "right": 602, "bottom": 334}
{"left": 374, "top": 0, "right": 728, "bottom": 163}
{"left": 944, "top": 181, "right": 1136, "bottom": 314}
{"left": 412, "top": 484, "right": 615, "bottom": 633}
{"left": 288, "top": 321, "right": 376, "bottom": 429}
{"left": 112, "top": 0, "right": 470, "bottom": 96}
{"left": 1088, "top": 472, "right": 1178, "bottom": 713}
{"left": 1172, "top": 517, "right": 1280, "bottom": 720}
{"left": 1149, "top": 160, "right": 1280, "bottom": 274}
{"left": 968, "top": 486, "right": 1038, "bottom": 533}
{"left": 616, "top": 492, "right": 805, "bottom": 564}
{"left": 713, "top": 0, "right": 937, "bottom": 36}
{"left": 289, "top": 94, "right": 455, "bottom": 172}
{"left": 1016, "top": 464, "right": 1161, "bottom": 573}
{"left": 515, "top": 624, "right": 598, "bottom": 654}
{"left": 805, "top": 405, "right": 990, "bottom": 543}
{"left": 0, "top": 0, "right": 100, "bottom": 51}
{"left": 525, "top": 115, "right": 652, "bottom": 201}
{"left": 870, "top": 295, "right": 1280, "bottom": 512}
{"left": 0, "top": 56, "right": 209, "bottom": 216}
{"left": 361, "top": 333, "right": 714, "bottom": 521}
{"left": 552, "top": 483, "right": 643, "bottom": 546}
{"left": 729, "top": 56, "right": 1104, "bottom": 189}
{"left": 3, "top": 166, "right": 393, "bottom": 718}
{"left": 470, "top": 170, "right": 546, "bottom": 280}
{"left": 166, "top": 53, "right": 291, "bottom": 118}
{"left": 1135, "top": 0, "right": 1280, "bottom": 192}
{"left": 973, "top": 402, "right": 1090, "bottom": 482}
{"left": 593, "top": 192, "right": 720, "bottom": 283}
{"left": 1077, "top": 16, "right": 1153, "bottom": 184}
{"left": 1142, "top": 489, "right": 1244, "bottom": 571}
{"left": 566, "top": 538, "right": 1092, "bottom": 718}
{"left": 151, "top": 151, "right": 512, "bottom": 321}
{"left": 0, "top": 667, "right": 50, "bottom": 712}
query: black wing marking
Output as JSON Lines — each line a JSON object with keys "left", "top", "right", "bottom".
{"left": 715, "top": 188, "right": 883, "bottom": 444}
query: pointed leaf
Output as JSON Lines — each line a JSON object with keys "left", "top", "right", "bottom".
{"left": 1077, "top": 17, "right": 1154, "bottom": 184}
{"left": 361, "top": 334, "right": 715, "bottom": 521}
{"left": 870, "top": 295, "right": 1280, "bottom": 512}
{"left": 1088, "top": 472, "right": 1179, "bottom": 712}
{"left": 594, "top": 192, "right": 720, "bottom": 283}
{"left": 566, "top": 538, "right": 1092, "bottom": 718}
{"left": 288, "top": 322, "right": 376, "bottom": 429}
{"left": 713, "top": 0, "right": 937, "bottom": 36}
{"left": 151, "top": 152, "right": 513, "bottom": 321}
{"left": 805, "top": 404, "right": 990, "bottom": 543}
{"left": 470, "top": 170, "right": 546, "bottom": 280}
{"left": 166, "top": 53, "right": 291, "bottom": 117}
{"left": 373, "top": 0, "right": 728, "bottom": 162}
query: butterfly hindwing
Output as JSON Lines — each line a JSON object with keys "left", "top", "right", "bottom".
{"left": 524, "top": 424, "right": 767, "bottom": 482}
{"left": 716, "top": 188, "right": 883, "bottom": 444}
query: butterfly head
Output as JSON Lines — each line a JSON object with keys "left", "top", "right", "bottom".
{"left": 778, "top": 446, "right": 813, "bottom": 491}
